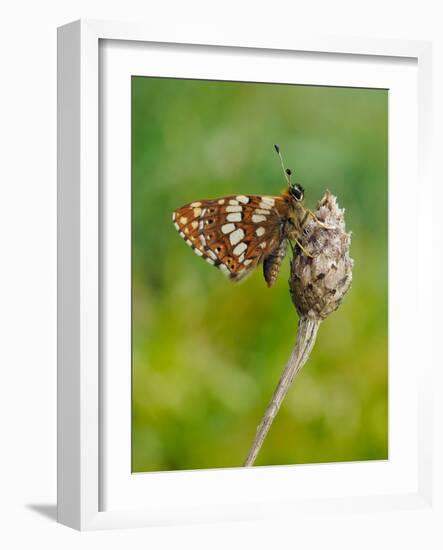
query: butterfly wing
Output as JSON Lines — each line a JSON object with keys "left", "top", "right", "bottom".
{"left": 173, "top": 194, "right": 288, "bottom": 283}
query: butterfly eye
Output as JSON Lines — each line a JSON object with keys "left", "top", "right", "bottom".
{"left": 290, "top": 184, "right": 304, "bottom": 201}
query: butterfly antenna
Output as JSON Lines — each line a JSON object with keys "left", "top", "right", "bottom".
{"left": 274, "top": 144, "right": 292, "bottom": 185}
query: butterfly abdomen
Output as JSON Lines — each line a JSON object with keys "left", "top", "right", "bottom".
{"left": 263, "top": 237, "right": 288, "bottom": 287}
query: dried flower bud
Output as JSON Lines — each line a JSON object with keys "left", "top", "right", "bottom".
{"left": 244, "top": 191, "right": 353, "bottom": 467}
{"left": 290, "top": 191, "right": 353, "bottom": 320}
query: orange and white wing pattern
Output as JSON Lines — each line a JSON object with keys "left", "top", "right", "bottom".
{"left": 172, "top": 194, "right": 289, "bottom": 284}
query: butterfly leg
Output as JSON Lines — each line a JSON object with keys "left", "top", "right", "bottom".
{"left": 305, "top": 209, "right": 335, "bottom": 230}
{"left": 292, "top": 237, "right": 313, "bottom": 258}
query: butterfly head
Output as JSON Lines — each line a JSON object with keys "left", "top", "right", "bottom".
{"left": 289, "top": 182, "right": 304, "bottom": 202}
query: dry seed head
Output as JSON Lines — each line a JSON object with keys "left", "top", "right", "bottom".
{"left": 290, "top": 191, "right": 353, "bottom": 320}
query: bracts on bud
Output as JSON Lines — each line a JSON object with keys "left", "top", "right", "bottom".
{"left": 290, "top": 191, "right": 353, "bottom": 319}
{"left": 243, "top": 191, "right": 353, "bottom": 467}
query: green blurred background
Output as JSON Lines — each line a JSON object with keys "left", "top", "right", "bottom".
{"left": 131, "top": 77, "right": 388, "bottom": 472}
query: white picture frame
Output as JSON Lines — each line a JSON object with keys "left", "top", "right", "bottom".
{"left": 57, "top": 19, "right": 434, "bottom": 531}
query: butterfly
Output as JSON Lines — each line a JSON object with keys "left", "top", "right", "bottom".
{"left": 172, "top": 145, "right": 330, "bottom": 287}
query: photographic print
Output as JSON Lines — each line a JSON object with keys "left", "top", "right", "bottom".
{"left": 131, "top": 77, "right": 388, "bottom": 472}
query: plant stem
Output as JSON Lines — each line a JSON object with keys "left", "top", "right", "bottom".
{"left": 243, "top": 317, "right": 321, "bottom": 467}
